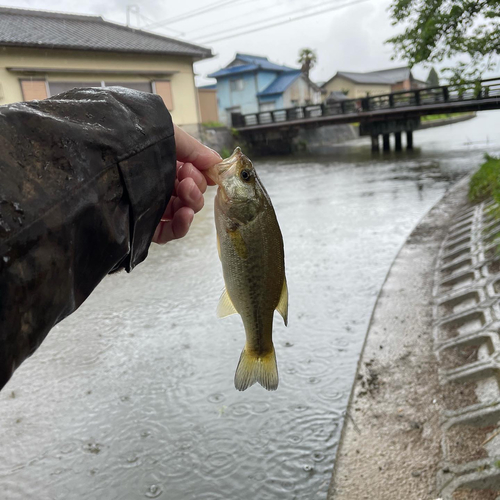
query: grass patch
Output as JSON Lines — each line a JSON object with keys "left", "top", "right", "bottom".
{"left": 219, "top": 147, "right": 232, "bottom": 158}
{"left": 469, "top": 154, "right": 500, "bottom": 205}
{"left": 421, "top": 112, "right": 472, "bottom": 122}
{"left": 470, "top": 154, "right": 500, "bottom": 255}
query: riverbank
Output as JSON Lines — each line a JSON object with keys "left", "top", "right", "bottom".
{"left": 328, "top": 175, "right": 500, "bottom": 499}
{"left": 420, "top": 112, "right": 477, "bottom": 130}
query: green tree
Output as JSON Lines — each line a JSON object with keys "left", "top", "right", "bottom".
{"left": 298, "top": 48, "right": 317, "bottom": 79}
{"left": 426, "top": 67, "right": 440, "bottom": 87}
{"left": 387, "top": 0, "right": 500, "bottom": 82}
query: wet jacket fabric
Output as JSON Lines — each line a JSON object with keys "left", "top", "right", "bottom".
{"left": 0, "top": 87, "right": 176, "bottom": 390}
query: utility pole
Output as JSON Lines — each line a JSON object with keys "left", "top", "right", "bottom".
{"left": 126, "top": 5, "right": 140, "bottom": 27}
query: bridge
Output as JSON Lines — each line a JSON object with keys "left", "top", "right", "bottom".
{"left": 231, "top": 77, "right": 500, "bottom": 154}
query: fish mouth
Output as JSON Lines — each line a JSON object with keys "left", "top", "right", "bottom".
{"left": 206, "top": 147, "right": 243, "bottom": 187}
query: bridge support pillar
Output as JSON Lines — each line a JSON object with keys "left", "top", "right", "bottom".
{"left": 394, "top": 131, "right": 402, "bottom": 151}
{"left": 406, "top": 130, "right": 413, "bottom": 150}
{"left": 371, "top": 135, "right": 379, "bottom": 152}
{"left": 382, "top": 134, "right": 390, "bottom": 152}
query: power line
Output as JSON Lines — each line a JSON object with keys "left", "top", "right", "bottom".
{"left": 194, "top": 0, "right": 346, "bottom": 42}
{"left": 196, "top": 0, "right": 370, "bottom": 44}
{"left": 139, "top": 13, "right": 185, "bottom": 35}
{"left": 189, "top": 0, "right": 327, "bottom": 37}
{"left": 187, "top": 1, "right": 278, "bottom": 36}
{"left": 143, "top": 0, "right": 240, "bottom": 30}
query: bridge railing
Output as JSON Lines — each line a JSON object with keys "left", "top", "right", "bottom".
{"left": 231, "top": 76, "right": 500, "bottom": 128}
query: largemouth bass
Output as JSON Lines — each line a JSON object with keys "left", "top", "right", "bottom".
{"left": 207, "top": 147, "right": 288, "bottom": 391}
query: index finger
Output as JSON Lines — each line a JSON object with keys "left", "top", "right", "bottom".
{"left": 174, "top": 124, "right": 222, "bottom": 171}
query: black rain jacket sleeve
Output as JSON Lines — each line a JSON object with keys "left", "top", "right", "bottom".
{"left": 0, "top": 87, "right": 176, "bottom": 390}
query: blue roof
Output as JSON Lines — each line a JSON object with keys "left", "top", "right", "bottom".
{"left": 235, "top": 53, "right": 269, "bottom": 63}
{"left": 257, "top": 70, "right": 302, "bottom": 96}
{"left": 208, "top": 53, "right": 295, "bottom": 78}
{"left": 209, "top": 63, "right": 257, "bottom": 78}
{"left": 234, "top": 53, "right": 294, "bottom": 71}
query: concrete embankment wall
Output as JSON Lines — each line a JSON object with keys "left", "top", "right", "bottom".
{"left": 199, "top": 126, "right": 234, "bottom": 155}
{"left": 328, "top": 177, "right": 500, "bottom": 499}
{"left": 293, "top": 124, "right": 359, "bottom": 154}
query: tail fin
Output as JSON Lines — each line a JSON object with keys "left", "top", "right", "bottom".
{"left": 234, "top": 347, "right": 278, "bottom": 391}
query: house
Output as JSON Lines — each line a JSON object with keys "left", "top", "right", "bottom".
{"left": 325, "top": 90, "right": 350, "bottom": 103}
{"left": 197, "top": 84, "right": 219, "bottom": 123}
{"left": 208, "top": 53, "right": 321, "bottom": 125}
{"left": 322, "top": 67, "right": 426, "bottom": 99}
{"left": 0, "top": 6, "right": 212, "bottom": 137}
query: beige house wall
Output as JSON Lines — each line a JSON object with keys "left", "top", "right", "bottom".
{"left": 283, "top": 75, "right": 321, "bottom": 107}
{"left": 323, "top": 75, "right": 391, "bottom": 99}
{"left": 391, "top": 79, "right": 411, "bottom": 92}
{"left": 0, "top": 46, "right": 201, "bottom": 126}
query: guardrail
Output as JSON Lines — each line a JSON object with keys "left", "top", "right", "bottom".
{"left": 231, "top": 77, "right": 500, "bottom": 128}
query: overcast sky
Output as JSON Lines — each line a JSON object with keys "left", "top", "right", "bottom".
{"left": 0, "top": 0, "right": 451, "bottom": 85}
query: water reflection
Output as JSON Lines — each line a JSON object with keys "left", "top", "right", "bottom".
{"left": 0, "top": 111, "right": 499, "bottom": 499}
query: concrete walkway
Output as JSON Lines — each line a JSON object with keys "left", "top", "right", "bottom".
{"left": 328, "top": 177, "right": 500, "bottom": 499}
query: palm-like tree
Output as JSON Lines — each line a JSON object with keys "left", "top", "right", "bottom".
{"left": 298, "top": 48, "right": 317, "bottom": 79}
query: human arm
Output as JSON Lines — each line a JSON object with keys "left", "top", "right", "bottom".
{"left": 0, "top": 87, "right": 219, "bottom": 390}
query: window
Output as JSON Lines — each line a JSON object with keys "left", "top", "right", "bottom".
{"left": 47, "top": 81, "right": 152, "bottom": 97}
{"left": 291, "top": 99, "right": 299, "bottom": 107}
{"left": 230, "top": 79, "right": 244, "bottom": 91}
{"left": 259, "top": 102, "right": 275, "bottom": 112}
{"left": 48, "top": 81, "right": 101, "bottom": 96}
{"left": 105, "top": 82, "right": 152, "bottom": 93}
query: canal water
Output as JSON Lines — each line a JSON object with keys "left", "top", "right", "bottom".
{"left": 1, "top": 112, "right": 499, "bottom": 500}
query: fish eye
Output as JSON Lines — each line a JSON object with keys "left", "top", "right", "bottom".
{"left": 240, "top": 169, "right": 251, "bottom": 182}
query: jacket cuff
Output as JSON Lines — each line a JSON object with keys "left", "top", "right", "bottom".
{"left": 118, "top": 132, "right": 176, "bottom": 271}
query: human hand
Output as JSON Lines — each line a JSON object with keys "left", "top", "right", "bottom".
{"left": 153, "top": 125, "right": 221, "bottom": 244}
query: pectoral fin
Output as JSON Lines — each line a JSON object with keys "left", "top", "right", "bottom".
{"left": 276, "top": 277, "right": 288, "bottom": 326}
{"left": 228, "top": 229, "right": 248, "bottom": 259}
{"left": 217, "top": 288, "right": 238, "bottom": 318}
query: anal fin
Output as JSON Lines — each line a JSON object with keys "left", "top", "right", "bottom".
{"left": 276, "top": 277, "right": 288, "bottom": 326}
{"left": 217, "top": 288, "right": 237, "bottom": 318}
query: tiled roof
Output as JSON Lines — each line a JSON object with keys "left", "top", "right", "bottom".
{"left": 209, "top": 64, "right": 258, "bottom": 78}
{"left": 0, "top": 6, "right": 212, "bottom": 58}
{"left": 198, "top": 84, "right": 216, "bottom": 90}
{"left": 329, "top": 67, "right": 411, "bottom": 86}
{"left": 235, "top": 53, "right": 269, "bottom": 63}
{"left": 257, "top": 70, "right": 302, "bottom": 96}
{"left": 209, "top": 53, "right": 295, "bottom": 78}
{"left": 234, "top": 53, "right": 294, "bottom": 72}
